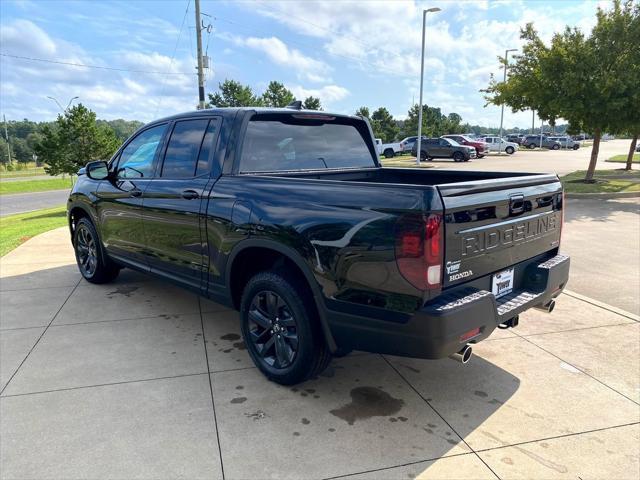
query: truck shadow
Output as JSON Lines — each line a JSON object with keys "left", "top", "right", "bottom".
{"left": 1, "top": 264, "right": 520, "bottom": 478}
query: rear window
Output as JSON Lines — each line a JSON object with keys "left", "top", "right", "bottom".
{"left": 239, "top": 115, "right": 375, "bottom": 172}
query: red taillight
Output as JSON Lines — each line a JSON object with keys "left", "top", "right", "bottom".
{"left": 395, "top": 213, "right": 444, "bottom": 290}
{"left": 460, "top": 327, "right": 480, "bottom": 342}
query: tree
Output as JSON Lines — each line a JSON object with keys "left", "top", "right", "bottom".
{"left": 302, "top": 96, "right": 322, "bottom": 110}
{"left": 355, "top": 106, "right": 370, "bottom": 118}
{"left": 261, "top": 81, "right": 295, "bottom": 107}
{"left": 484, "top": 1, "right": 639, "bottom": 181}
{"left": 371, "top": 107, "right": 399, "bottom": 142}
{"left": 36, "top": 104, "right": 119, "bottom": 176}
{"left": 402, "top": 104, "right": 450, "bottom": 138}
{"left": 208, "top": 79, "right": 262, "bottom": 107}
{"left": 445, "top": 113, "right": 463, "bottom": 134}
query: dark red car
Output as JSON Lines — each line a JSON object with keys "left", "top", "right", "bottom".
{"left": 442, "top": 135, "right": 488, "bottom": 158}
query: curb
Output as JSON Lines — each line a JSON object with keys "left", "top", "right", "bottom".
{"left": 565, "top": 191, "right": 640, "bottom": 199}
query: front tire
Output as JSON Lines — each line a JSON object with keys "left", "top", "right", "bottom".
{"left": 240, "top": 270, "right": 331, "bottom": 385}
{"left": 73, "top": 218, "right": 120, "bottom": 284}
{"left": 505, "top": 146, "right": 515, "bottom": 155}
{"left": 453, "top": 152, "right": 464, "bottom": 162}
{"left": 528, "top": 143, "right": 536, "bottom": 149}
{"left": 572, "top": 144, "right": 580, "bottom": 150}
{"left": 552, "top": 144, "right": 560, "bottom": 150}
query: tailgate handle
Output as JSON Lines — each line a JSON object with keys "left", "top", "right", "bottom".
{"left": 509, "top": 194, "right": 525, "bottom": 214}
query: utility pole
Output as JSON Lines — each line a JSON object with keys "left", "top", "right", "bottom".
{"left": 498, "top": 49, "right": 517, "bottom": 156}
{"left": 531, "top": 110, "right": 535, "bottom": 134}
{"left": 3, "top": 114, "right": 11, "bottom": 165}
{"left": 195, "top": 0, "right": 206, "bottom": 109}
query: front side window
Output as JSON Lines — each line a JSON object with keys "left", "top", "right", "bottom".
{"left": 162, "top": 119, "right": 210, "bottom": 178}
{"left": 117, "top": 124, "right": 167, "bottom": 178}
{"left": 240, "top": 116, "right": 375, "bottom": 172}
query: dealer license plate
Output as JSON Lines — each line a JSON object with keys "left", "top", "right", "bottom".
{"left": 492, "top": 268, "right": 514, "bottom": 298}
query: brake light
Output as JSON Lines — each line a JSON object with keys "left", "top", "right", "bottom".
{"left": 395, "top": 213, "right": 444, "bottom": 290}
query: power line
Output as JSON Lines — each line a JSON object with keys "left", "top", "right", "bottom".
{"left": 0, "top": 52, "right": 195, "bottom": 75}
{"left": 154, "top": 0, "right": 192, "bottom": 116}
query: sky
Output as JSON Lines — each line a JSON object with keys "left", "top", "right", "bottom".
{"left": 0, "top": 0, "right": 610, "bottom": 128}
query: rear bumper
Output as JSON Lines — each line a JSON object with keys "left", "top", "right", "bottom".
{"left": 328, "top": 253, "right": 570, "bottom": 360}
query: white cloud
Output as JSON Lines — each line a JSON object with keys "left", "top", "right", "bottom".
{"left": 287, "top": 84, "right": 350, "bottom": 105}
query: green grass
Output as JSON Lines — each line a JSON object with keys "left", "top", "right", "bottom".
{"left": 606, "top": 154, "right": 639, "bottom": 164}
{"left": 0, "top": 206, "right": 67, "bottom": 256}
{"left": 380, "top": 156, "right": 435, "bottom": 168}
{"left": 0, "top": 177, "right": 74, "bottom": 195}
{"left": 560, "top": 169, "right": 640, "bottom": 194}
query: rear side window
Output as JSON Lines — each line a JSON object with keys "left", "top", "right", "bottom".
{"left": 162, "top": 119, "right": 210, "bottom": 178}
{"left": 239, "top": 116, "right": 375, "bottom": 172}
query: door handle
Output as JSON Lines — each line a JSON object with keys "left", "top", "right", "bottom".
{"left": 130, "top": 188, "right": 143, "bottom": 198}
{"left": 181, "top": 190, "right": 199, "bottom": 200}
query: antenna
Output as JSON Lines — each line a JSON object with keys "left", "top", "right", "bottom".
{"left": 285, "top": 100, "right": 303, "bottom": 110}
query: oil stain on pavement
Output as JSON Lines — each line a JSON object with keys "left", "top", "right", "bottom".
{"left": 330, "top": 386, "right": 404, "bottom": 425}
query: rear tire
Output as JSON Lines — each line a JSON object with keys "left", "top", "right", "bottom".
{"left": 552, "top": 144, "right": 560, "bottom": 150}
{"left": 505, "top": 146, "right": 515, "bottom": 155}
{"left": 528, "top": 143, "right": 536, "bottom": 149}
{"left": 384, "top": 148, "right": 395, "bottom": 158}
{"left": 572, "top": 144, "right": 580, "bottom": 150}
{"left": 240, "top": 270, "right": 332, "bottom": 385}
{"left": 73, "top": 218, "right": 120, "bottom": 284}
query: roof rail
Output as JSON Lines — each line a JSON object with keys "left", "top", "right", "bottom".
{"left": 285, "top": 100, "right": 303, "bottom": 110}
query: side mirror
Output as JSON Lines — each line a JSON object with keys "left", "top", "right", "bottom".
{"left": 86, "top": 160, "right": 110, "bottom": 180}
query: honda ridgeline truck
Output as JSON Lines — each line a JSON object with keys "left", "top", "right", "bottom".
{"left": 68, "top": 105, "right": 570, "bottom": 385}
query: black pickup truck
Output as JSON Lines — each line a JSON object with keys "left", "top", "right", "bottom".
{"left": 68, "top": 106, "right": 569, "bottom": 385}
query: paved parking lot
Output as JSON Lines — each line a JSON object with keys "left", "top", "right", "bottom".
{"left": 1, "top": 227, "right": 638, "bottom": 479}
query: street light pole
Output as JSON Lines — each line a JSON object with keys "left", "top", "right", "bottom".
{"left": 498, "top": 48, "right": 517, "bottom": 155}
{"left": 47, "top": 96, "right": 79, "bottom": 113}
{"left": 416, "top": 7, "right": 441, "bottom": 166}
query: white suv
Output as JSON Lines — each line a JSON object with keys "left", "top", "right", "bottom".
{"left": 482, "top": 136, "right": 519, "bottom": 154}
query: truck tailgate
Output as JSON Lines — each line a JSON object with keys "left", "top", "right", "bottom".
{"left": 437, "top": 174, "right": 563, "bottom": 288}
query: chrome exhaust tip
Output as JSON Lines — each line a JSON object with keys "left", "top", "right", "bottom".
{"left": 535, "top": 299, "right": 556, "bottom": 313}
{"left": 449, "top": 344, "right": 472, "bottom": 364}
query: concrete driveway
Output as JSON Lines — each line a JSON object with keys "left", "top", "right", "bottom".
{"left": 1, "top": 227, "right": 638, "bottom": 479}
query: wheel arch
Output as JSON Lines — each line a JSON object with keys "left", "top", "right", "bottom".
{"left": 225, "top": 238, "right": 337, "bottom": 351}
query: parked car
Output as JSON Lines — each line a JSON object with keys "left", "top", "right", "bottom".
{"left": 412, "top": 137, "right": 477, "bottom": 162}
{"left": 506, "top": 134, "right": 525, "bottom": 145}
{"left": 521, "top": 135, "right": 561, "bottom": 150}
{"left": 68, "top": 106, "right": 569, "bottom": 385}
{"left": 548, "top": 136, "right": 580, "bottom": 150}
{"left": 482, "top": 136, "right": 519, "bottom": 154}
{"left": 399, "top": 136, "right": 420, "bottom": 154}
{"left": 441, "top": 134, "right": 488, "bottom": 158}
{"left": 375, "top": 138, "right": 403, "bottom": 158}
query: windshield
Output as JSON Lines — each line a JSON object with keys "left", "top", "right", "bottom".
{"left": 240, "top": 115, "right": 376, "bottom": 172}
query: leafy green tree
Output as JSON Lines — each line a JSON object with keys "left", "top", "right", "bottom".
{"left": 261, "top": 81, "right": 295, "bottom": 107}
{"left": 445, "top": 113, "right": 463, "bottom": 134}
{"left": 302, "top": 96, "right": 322, "bottom": 110}
{"left": 98, "top": 119, "right": 144, "bottom": 142}
{"left": 208, "top": 79, "right": 262, "bottom": 107}
{"left": 484, "top": 1, "right": 639, "bottom": 181}
{"left": 371, "top": 107, "right": 399, "bottom": 142}
{"left": 36, "top": 104, "right": 119, "bottom": 176}
{"left": 402, "top": 104, "right": 450, "bottom": 138}
{"left": 355, "top": 106, "right": 370, "bottom": 118}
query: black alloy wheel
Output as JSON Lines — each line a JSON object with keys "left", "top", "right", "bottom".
{"left": 73, "top": 217, "right": 120, "bottom": 284}
{"left": 75, "top": 223, "right": 98, "bottom": 278}
{"left": 453, "top": 151, "right": 464, "bottom": 162}
{"left": 247, "top": 290, "right": 299, "bottom": 369}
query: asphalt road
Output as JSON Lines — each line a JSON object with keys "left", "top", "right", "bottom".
{"left": 562, "top": 197, "right": 639, "bottom": 315}
{"left": 0, "top": 189, "right": 69, "bottom": 217}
